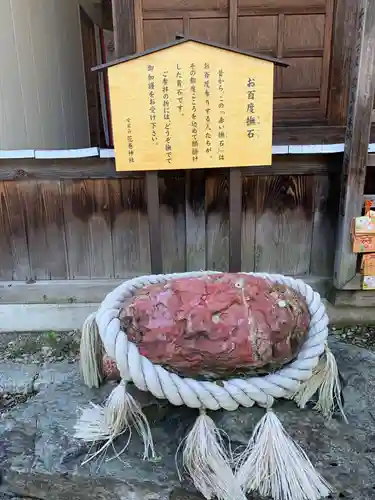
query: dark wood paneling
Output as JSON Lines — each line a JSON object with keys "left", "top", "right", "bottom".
{"left": 109, "top": 178, "right": 151, "bottom": 277}
{"left": 283, "top": 14, "right": 325, "bottom": 50}
{"left": 145, "top": 171, "right": 163, "bottom": 274}
{"left": 0, "top": 182, "right": 30, "bottom": 280}
{"left": 0, "top": 153, "right": 340, "bottom": 281}
{"left": 229, "top": 168, "right": 242, "bottom": 272}
{"left": 205, "top": 172, "right": 230, "bottom": 271}
{"left": 238, "top": 0, "right": 326, "bottom": 13}
{"left": 80, "top": 7, "right": 103, "bottom": 147}
{"left": 142, "top": 0, "right": 228, "bottom": 11}
{"left": 185, "top": 170, "right": 206, "bottom": 271}
{"left": 328, "top": 0, "right": 358, "bottom": 125}
{"left": 310, "top": 173, "right": 339, "bottom": 276}
{"left": 143, "top": 19, "right": 184, "bottom": 49}
{"left": 112, "top": 0, "right": 136, "bottom": 56}
{"left": 22, "top": 181, "right": 67, "bottom": 280}
{"left": 238, "top": 16, "right": 278, "bottom": 52}
{"left": 254, "top": 175, "right": 314, "bottom": 275}
{"left": 141, "top": 1, "right": 334, "bottom": 123}
{"left": 62, "top": 180, "right": 113, "bottom": 279}
{"left": 241, "top": 176, "right": 257, "bottom": 271}
{"left": 0, "top": 154, "right": 342, "bottom": 180}
{"left": 189, "top": 18, "right": 229, "bottom": 45}
{"left": 159, "top": 173, "right": 186, "bottom": 272}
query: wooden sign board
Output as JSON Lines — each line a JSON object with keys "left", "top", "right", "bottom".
{"left": 103, "top": 39, "right": 281, "bottom": 171}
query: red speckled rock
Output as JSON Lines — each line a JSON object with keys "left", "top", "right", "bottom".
{"left": 119, "top": 273, "right": 310, "bottom": 379}
{"left": 102, "top": 354, "right": 120, "bottom": 381}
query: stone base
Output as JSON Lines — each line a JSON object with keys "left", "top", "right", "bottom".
{"left": 1, "top": 338, "right": 375, "bottom": 499}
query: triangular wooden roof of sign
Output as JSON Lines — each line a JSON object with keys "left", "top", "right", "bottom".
{"left": 92, "top": 35, "right": 289, "bottom": 72}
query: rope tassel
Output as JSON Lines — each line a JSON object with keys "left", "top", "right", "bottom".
{"left": 293, "top": 345, "right": 348, "bottom": 423}
{"left": 80, "top": 312, "right": 103, "bottom": 389}
{"left": 74, "top": 381, "right": 155, "bottom": 464}
{"left": 235, "top": 409, "right": 331, "bottom": 500}
{"left": 177, "top": 409, "right": 246, "bottom": 500}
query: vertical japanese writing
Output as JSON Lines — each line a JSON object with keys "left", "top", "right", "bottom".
{"left": 148, "top": 64, "right": 158, "bottom": 145}
{"left": 162, "top": 70, "right": 172, "bottom": 164}
{"left": 246, "top": 77, "right": 257, "bottom": 139}
{"left": 217, "top": 69, "right": 225, "bottom": 161}
{"left": 190, "top": 63, "right": 198, "bottom": 162}
{"left": 176, "top": 64, "right": 184, "bottom": 115}
{"left": 204, "top": 63, "right": 212, "bottom": 157}
{"left": 126, "top": 117, "right": 135, "bottom": 164}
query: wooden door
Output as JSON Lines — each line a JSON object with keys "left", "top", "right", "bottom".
{"left": 80, "top": 7, "right": 105, "bottom": 146}
{"left": 138, "top": 0, "right": 334, "bottom": 124}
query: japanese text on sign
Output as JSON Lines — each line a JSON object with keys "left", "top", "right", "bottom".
{"left": 108, "top": 42, "right": 274, "bottom": 171}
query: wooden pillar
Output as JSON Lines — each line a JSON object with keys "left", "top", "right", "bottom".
{"left": 112, "top": 0, "right": 135, "bottom": 57}
{"left": 333, "top": 0, "right": 375, "bottom": 289}
{"left": 228, "top": 0, "right": 243, "bottom": 273}
{"left": 112, "top": 0, "right": 163, "bottom": 274}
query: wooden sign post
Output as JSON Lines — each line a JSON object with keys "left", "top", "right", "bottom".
{"left": 95, "top": 38, "right": 286, "bottom": 172}
{"left": 94, "top": 36, "right": 286, "bottom": 272}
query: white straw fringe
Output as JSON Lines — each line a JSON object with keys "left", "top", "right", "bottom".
{"left": 177, "top": 409, "right": 246, "bottom": 500}
{"left": 74, "top": 381, "right": 155, "bottom": 464}
{"left": 235, "top": 409, "right": 331, "bottom": 500}
{"left": 294, "top": 345, "right": 348, "bottom": 423}
{"left": 80, "top": 312, "right": 103, "bottom": 388}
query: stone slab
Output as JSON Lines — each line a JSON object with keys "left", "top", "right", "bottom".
{"left": 0, "top": 363, "right": 39, "bottom": 394}
{"left": 1, "top": 339, "right": 375, "bottom": 499}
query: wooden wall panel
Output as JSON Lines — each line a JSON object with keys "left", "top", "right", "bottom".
{"left": 238, "top": 0, "right": 326, "bottom": 12}
{"left": 0, "top": 155, "right": 339, "bottom": 281}
{"left": 254, "top": 176, "right": 314, "bottom": 275}
{"left": 141, "top": 0, "right": 335, "bottom": 122}
{"left": 280, "top": 58, "right": 322, "bottom": 92}
{"left": 241, "top": 177, "right": 256, "bottom": 271}
{"left": 109, "top": 178, "right": 151, "bottom": 277}
{"left": 143, "top": 19, "right": 184, "bottom": 49}
{"left": 238, "top": 16, "right": 278, "bottom": 52}
{"left": 205, "top": 173, "right": 229, "bottom": 271}
{"left": 283, "top": 14, "right": 325, "bottom": 50}
{"left": 142, "top": 0, "right": 228, "bottom": 11}
{"left": 189, "top": 18, "right": 229, "bottom": 45}
{"left": 310, "top": 174, "right": 339, "bottom": 276}
{"left": 0, "top": 182, "right": 30, "bottom": 280}
{"left": 62, "top": 180, "right": 113, "bottom": 279}
{"left": 22, "top": 181, "right": 67, "bottom": 280}
{"left": 185, "top": 170, "right": 206, "bottom": 271}
{"left": 159, "top": 174, "right": 186, "bottom": 273}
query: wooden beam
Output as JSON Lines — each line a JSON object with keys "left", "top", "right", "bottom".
{"left": 112, "top": 0, "right": 136, "bottom": 57}
{"left": 229, "top": 0, "right": 238, "bottom": 47}
{"left": 102, "top": 0, "right": 114, "bottom": 30}
{"left": 328, "top": 0, "right": 358, "bottom": 125}
{"left": 0, "top": 154, "right": 342, "bottom": 180}
{"left": 145, "top": 171, "right": 163, "bottom": 274}
{"left": 333, "top": 0, "right": 375, "bottom": 289}
{"left": 0, "top": 276, "right": 332, "bottom": 304}
{"left": 130, "top": 1, "right": 163, "bottom": 274}
{"left": 229, "top": 168, "right": 242, "bottom": 272}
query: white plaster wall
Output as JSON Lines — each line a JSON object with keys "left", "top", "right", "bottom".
{"left": 0, "top": 0, "right": 92, "bottom": 149}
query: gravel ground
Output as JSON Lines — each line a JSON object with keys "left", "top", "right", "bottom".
{"left": 0, "top": 326, "right": 374, "bottom": 419}
{"left": 332, "top": 325, "right": 375, "bottom": 351}
{"left": 0, "top": 330, "right": 80, "bottom": 364}
{"left": 0, "top": 326, "right": 374, "bottom": 365}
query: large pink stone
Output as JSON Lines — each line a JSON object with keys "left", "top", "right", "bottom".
{"left": 119, "top": 274, "right": 310, "bottom": 379}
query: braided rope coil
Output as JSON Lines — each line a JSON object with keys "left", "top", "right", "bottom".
{"left": 95, "top": 271, "right": 329, "bottom": 412}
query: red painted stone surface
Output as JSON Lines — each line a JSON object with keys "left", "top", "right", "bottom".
{"left": 102, "top": 354, "right": 120, "bottom": 381}
{"left": 119, "top": 274, "right": 310, "bottom": 379}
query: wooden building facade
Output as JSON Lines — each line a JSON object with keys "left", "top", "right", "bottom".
{"left": 0, "top": 0, "right": 374, "bottom": 312}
